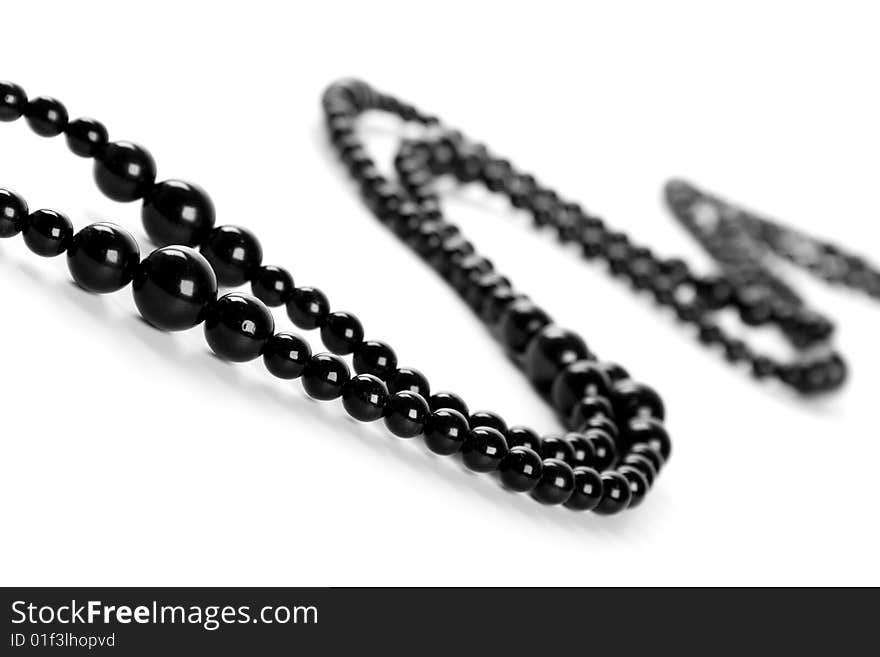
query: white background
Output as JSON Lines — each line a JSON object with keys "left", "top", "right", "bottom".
{"left": 1, "top": 1, "right": 877, "bottom": 586}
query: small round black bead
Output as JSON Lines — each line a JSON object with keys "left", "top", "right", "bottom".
{"left": 597, "top": 361, "right": 630, "bottom": 384}
{"left": 93, "top": 141, "right": 157, "bottom": 202}
{"left": 64, "top": 118, "right": 108, "bottom": 158}
{"left": 262, "top": 332, "right": 311, "bottom": 379}
{"left": 301, "top": 353, "right": 350, "bottom": 401}
{"left": 320, "top": 311, "right": 364, "bottom": 355}
{"left": 566, "top": 432, "right": 598, "bottom": 469}
{"left": 579, "top": 415, "right": 619, "bottom": 440}
{"left": 204, "top": 293, "right": 274, "bottom": 362}
{"left": 618, "top": 465, "right": 650, "bottom": 508}
{"left": 0, "top": 188, "right": 28, "bottom": 238}
{"left": 423, "top": 408, "right": 469, "bottom": 455}
{"left": 342, "top": 374, "right": 389, "bottom": 422}
{"left": 539, "top": 435, "right": 576, "bottom": 464}
{"left": 568, "top": 395, "right": 614, "bottom": 430}
{"left": 286, "top": 286, "right": 330, "bottom": 330}
{"left": 23, "top": 209, "right": 73, "bottom": 257}
{"left": 505, "top": 425, "right": 542, "bottom": 454}
{"left": 523, "top": 325, "right": 590, "bottom": 393}
{"left": 530, "top": 458, "right": 575, "bottom": 505}
{"left": 251, "top": 265, "right": 294, "bottom": 307}
{"left": 584, "top": 428, "right": 617, "bottom": 471}
{"left": 132, "top": 246, "right": 217, "bottom": 331}
{"left": 611, "top": 379, "right": 665, "bottom": 422}
{"left": 498, "top": 446, "right": 543, "bottom": 492}
{"left": 0, "top": 81, "right": 27, "bottom": 121}
{"left": 387, "top": 367, "right": 430, "bottom": 398}
{"left": 498, "top": 298, "right": 551, "bottom": 354}
{"left": 461, "top": 426, "right": 508, "bottom": 472}
{"left": 24, "top": 96, "right": 68, "bottom": 137}
{"left": 565, "top": 467, "right": 604, "bottom": 511}
{"left": 593, "top": 471, "right": 633, "bottom": 515}
{"left": 551, "top": 360, "right": 612, "bottom": 419}
{"left": 66, "top": 222, "right": 139, "bottom": 293}
{"left": 428, "top": 391, "right": 469, "bottom": 418}
{"left": 469, "top": 410, "right": 507, "bottom": 434}
{"left": 353, "top": 340, "right": 398, "bottom": 380}
{"left": 622, "top": 453, "right": 657, "bottom": 486}
{"left": 200, "top": 225, "right": 263, "bottom": 287}
{"left": 141, "top": 180, "right": 215, "bottom": 247}
{"left": 624, "top": 417, "right": 671, "bottom": 462}
{"left": 629, "top": 443, "right": 664, "bottom": 472}
{"left": 384, "top": 390, "right": 430, "bottom": 438}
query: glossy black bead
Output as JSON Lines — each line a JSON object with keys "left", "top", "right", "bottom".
{"left": 64, "top": 118, "right": 108, "bottom": 158}
{"left": 93, "top": 141, "right": 156, "bottom": 202}
{"left": 584, "top": 428, "right": 617, "bottom": 471}
{"left": 540, "top": 435, "right": 576, "bottom": 464}
{"left": 530, "top": 458, "right": 575, "bottom": 505}
{"left": 469, "top": 410, "right": 507, "bottom": 434}
{"left": 423, "top": 408, "right": 469, "bottom": 455}
{"left": 286, "top": 286, "right": 330, "bottom": 330}
{"left": 66, "top": 222, "right": 139, "bottom": 293}
{"left": 353, "top": 340, "right": 398, "bottom": 380}
{"left": 505, "top": 425, "right": 542, "bottom": 454}
{"left": 579, "top": 415, "right": 619, "bottom": 440}
{"left": 342, "top": 374, "right": 389, "bottom": 422}
{"left": 204, "top": 293, "right": 274, "bottom": 362}
{"left": 629, "top": 443, "right": 664, "bottom": 473}
{"left": 320, "top": 311, "right": 364, "bottom": 355}
{"left": 384, "top": 390, "right": 429, "bottom": 438}
{"left": 141, "top": 180, "right": 215, "bottom": 247}
{"left": 387, "top": 367, "right": 430, "bottom": 398}
{"left": 262, "top": 332, "right": 311, "bottom": 379}
{"left": 461, "top": 426, "right": 508, "bottom": 472}
{"left": 566, "top": 432, "right": 598, "bottom": 469}
{"left": 498, "top": 298, "right": 551, "bottom": 354}
{"left": 301, "top": 353, "right": 350, "bottom": 401}
{"left": 593, "top": 471, "right": 633, "bottom": 515}
{"left": 498, "top": 446, "right": 543, "bottom": 492}
{"left": 428, "top": 391, "right": 469, "bottom": 418}
{"left": 201, "top": 225, "right": 263, "bottom": 287}
{"left": 251, "top": 265, "right": 294, "bottom": 307}
{"left": 611, "top": 379, "right": 665, "bottom": 422}
{"left": 622, "top": 453, "right": 657, "bottom": 486}
{"left": 568, "top": 395, "right": 614, "bottom": 429}
{"left": 597, "top": 361, "right": 630, "bottom": 384}
{"left": 551, "top": 360, "right": 612, "bottom": 419}
{"left": 523, "top": 325, "right": 590, "bottom": 393}
{"left": 624, "top": 418, "right": 671, "bottom": 462}
{"left": 0, "top": 81, "right": 27, "bottom": 121}
{"left": 0, "top": 188, "right": 28, "bottom": 238}
{"left": 618, "top": 465, "right": 649, "bottom": 508}
{"left": 132, "top": 246, "right": 217, "bottom": 331}
{"left": 565, "top": 467, "right": 604, "bottom": 511}
{"left": 24, "top": 96, "right": 68, "bottom": 137}
{"left": 23, "top": 209, "right": 73, "bottom": 257}
{"left": 480, "top": 286, "right": 521, "bottom": 326}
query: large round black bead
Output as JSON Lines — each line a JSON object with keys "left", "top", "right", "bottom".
{"left": 550, "top": 360, "right": 612, "bottom": 419}
{"left": 23, "top": 209, "right": 73, "bottom": 257}
{"left": 320, "top": 311, "right": 364, "bottom": 355}
{"left": 618, "top": 465, "right": 650, "bottom": 508}
{"left": 65, "top": 118, "right": 108, "bottom": 158}
{"left": 611, "top": 379, "right": 665, "bottom": 422}
{"left": 94, "top": 141, "right": 157, "bottom": 202}
{"left": 0, "top": 81, "right": 27, "bottom": 121}
{"left": 384, "top": 391, "right": 429, "bottom": 438}
{"left": 499, "top": 446, "right": 543, "bottom": 492}
{"left": 0, "top": 188, "right": 28, "bottom": 238}
{"left": 461, "top": 426, "right": 508, "bottom": 472}
{"left": 423, "top": 408, "right": 469, "bottom": 455}
{"left": 354, "top": 341, "right": 399, "bottom": 380}
{"left": 498, "top": 298, "right": 551, "bottom": 354}
{"left": 342, "top": 374, "right": 389, "bottom": 422}
{"left": 204, "top": 293, "right": 274, "bottom": 362}
{"left": 251, "top": 265, "right": 294, "bottom": 307}
{"left": 565, "top": 466, "right": 604, "bottom": 511}
{"left": 132, "top": 246, "right": 217, "bottom": 331}
{"left": 301, "top": 353, "right": 350, "bottom": 401}
{"left": 531, "top": 458, "right": 575, "bottom": 505}
{"left": 200, "top": 225, "right": 263, "bottom": 287}
{"left": 24, "top": 96, "right": 67, "bottom": 137}
{"left": 286, "top": 286, "right": 330, "bottom": 330}
{"left": 67, "top": 222, "right": 140, "bottom": 293}
{"left": 142, "top": 180, "right": 215, "bottom": 247}
{"left": 523, "top": 325, "right": 590, "bottom": 393}
{"left": 593, "top": 471, "right": 633, "bottom": 515}
{"left": 262, "top": 332, "right": 311, "bottom": 379}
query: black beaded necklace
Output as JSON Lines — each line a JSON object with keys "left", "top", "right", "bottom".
{"left": 0, "top": 79, "right": 872, "bottom": 517}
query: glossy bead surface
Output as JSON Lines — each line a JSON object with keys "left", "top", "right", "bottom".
{"left": 530, "top": 458, "right": 575, "bottom": 505}
{"left": 565, "top": 467, "right": 604, "bottom": 511}
{"left": 568, "top": 395, "right": 613, "bottom": 429}
{"left": 66, "top": 222, "right": 139, "bottom": 293}
{"left": 262, "top": 332, "right": 311, "bottom": 379}
{"left": 523, "top": 325, "right": 590, "bottom": 392}
{"left": 387, "top": 367, "right": 430, "bottom": 398}
{"left": 384, "top": 390, "right": 429, "bottom": 438}
{"left": 469, "top": 410, "right": 507, "bottom": 434}
{"left": 24, "top": 96, "right": 67, "bottom": 136}
{"left": 611, "top": 380, "right": 665, "bottom": 421}
{"left": 201, "top": 225, "right": 263, "bottom": 287}
{"left": 423, "top": 408, "right": 469, "bottom": 455}
{"left": 65, "top": 117, "right": 108, "bottom": 158}
{"left": 624, "top": 418, "right": 671, "bottom": 461}
{"left": 461, "top": 426, "right": 508, "bottom": 472}
{"left": 23, "top": 209, "right": 73, "bottom": 257}
{"left": 505, "top": 425, "right": 542, "bottom": 454}
{"left": 566, "top": 432, "right": 598, "bottom": 469}
{"left": 597, "top": 361, "right": 630, "bottom": 383}
{"left": 540, "top": 435, "right": 576, "bottom": 464}
{"left": 251, "top": 265, "right": 294, "bottom": 307}
{"left": 0, "top": 81, "right": 27, "bottom": 121}
{"left": 579, "top": 415, "right": 619, "bottom": 440}
{"left": 132, "top": 246, "right": 217, "bottom": 331}
{"left": 287, "top": 286, "right": 330, "bottom": 330}
{"left": 94, "top": 141, "right": 157, "bottom": 202}
{"left": 622, "top": 453, "right": 657, "bottom": 486}
{"left": 428, "top": 391, "right": 469, "bottom": 418}
{"left": 584, "top": 428, "right": 617, "bottom": 471}
{"left": 320, "top": 311, "right": 364, "bottom": 355}
{"left": 629, "top": 442, "right": 664, "bottom": 472}
{"left": 342, "top": 374, "right": 388, "bottom": 422}
{"left": 593, "top": 471, "right": 633, "bottom": 515}
{"left": 353, "top": 340, "right": 398, "bottom": 380}
{"left": 498, "top": 446, "right": 543, "bottom": 492}
{"left": 618, "top": 465, "right": 649, "bottom": 508}
{"left": 0, "top": 188, "right": 28, "bottom": 238}
{"left": 498, "top": 298, "right": 551, "bottom": 354}
{"left": 204, "top": 293, "right": 274, "bottom": 362}
{"left": 302, "top": 353, "right": 350, "bottom": 401}
{"left": 551, "top": 360, "right": 612, "bottom": 418}
{"left": 141, "top": 180, "right": 215, "bottom": 247}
